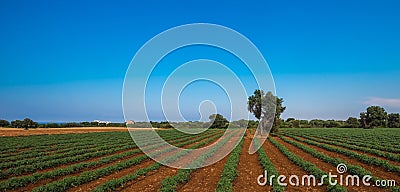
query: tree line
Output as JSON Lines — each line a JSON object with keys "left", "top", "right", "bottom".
{"left": 279, "top": 106, "right": 399, "bottom": 129}
{"left": 245, "top": 89, "right": 399, "bottom": 130}
{"left": 0, "top": 119, "right": 126, "bottom": 129}
{"left": 1, "top": 90, "right": 399, "bottom": 130}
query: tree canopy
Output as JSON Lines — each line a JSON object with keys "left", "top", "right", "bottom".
{"left": 0, "top": 119, "right": 10, "bottom": 127}
{"left": 388, "top": 113, "right": 400, "bottom": 128}
{"left": 247, "top": 90, "right": 285, "bottom": 132}
{"left": 208, "top": 114, "right": 229, "bottom": 129}
{"left": 360, "top": 106, "right": 388, "bottom": 128}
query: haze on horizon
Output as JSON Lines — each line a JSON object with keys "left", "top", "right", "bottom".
{"left": 0, "top": 0, "right": 399, "bottom": 123}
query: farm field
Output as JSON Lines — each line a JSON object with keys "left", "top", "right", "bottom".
{"left": 0, "top": 128, "right": 399, "bottom": 192}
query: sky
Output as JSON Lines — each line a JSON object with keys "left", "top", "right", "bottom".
{"left": 0, "top": 0, "right": 399, "bottom": 122}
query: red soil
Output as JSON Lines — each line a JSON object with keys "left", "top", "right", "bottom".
{"left": 263, "top": 139, "right": 325, "bottom": 191}
{"left": 233, "top": 136, "right": 271, "bottom": 192}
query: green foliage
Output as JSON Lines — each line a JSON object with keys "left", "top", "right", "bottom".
{"left": 360, "top": 106, "right": 388, "bottom": 128}
{"left": 0, "top": 119, "right": 10, "bottom": 127}
{"left": 281, "top": 128, "right": 400, "bottom": 153}
{"left": 150, "top": 121, "right": 173, "bottom": 128}
{"left": 0, "top": 130, "right": 223, "bottom": 191}
{"left": 282, "top": 119, "right": 349, "bottom": 128}
{"left": 277, "top": 135, "right": 398, "bottom": 191}
{"left": 247, "top": 90, "right": 286, "bottom": 132}
{"left": 208, "top": 114, "right": 229, "bottom": 128}
{"left": 324, "top": 120, "right": 341, "bottom": 128}
{"left": 246, "top": 120, "right": 259, "bottom": 129}
{"left": 388, "top": 113, "right": 400, "bottom": 128}
{"left": 216, "top": 138, "right": 243, "bottom": 192}
{"left": 282, "top": 134, "right": 400, "bottom": 174}
{"left": 345, "top": 117, "right": 361, "bottom": 128}
{"left": 292, "top": 120, "right": 300, "bottom": 128}
{"left": 248, "top": 89, "right": 263, "bottom": 120}
{"left": 10, "top": 118, "right": 39, "bottom": 129}
{"left": 309, "top": 119, "right": 325, "bottom": 128}
{"left": 255, "top": 138, "right": 285, "bottom": 192}
{"left": 159, "top": 130, "right": 238, "bottom": 192}
{"left": 390, "top": 186, "right": 400, "bottom": 192}
{"left": 91, "top": 132, "right": 224, "bottom": 192}
{"left": 268, "top": 137, "right": 347, "bottom": 191}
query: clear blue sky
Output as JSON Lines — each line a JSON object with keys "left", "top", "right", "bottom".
{"left": 0, "top": 0, "right": 399, "bottom": 122}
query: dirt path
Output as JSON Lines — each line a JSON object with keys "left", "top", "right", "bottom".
{"left": 263, "top": 139, "right": 324, "bottom": 191}
{"left": 121, "top": 166, "right": 177, "bottom": 192}
{"left": 177, "top": 148, "right": 230, "bottom": 191}
{"left": 233, "top": 136, "right": 271, "bottom": 192}
{"left": 275, "top": 137, "right": 386, "bottom": 192}
{"left": 283, "top": 136, "right": 400, "bottom": 186}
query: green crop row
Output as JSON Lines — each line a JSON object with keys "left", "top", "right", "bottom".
{"left": 303, "top": 134, "right": 400, "bottom": 154}
{"left": 0, "top": 131, "right": 186, "bottom": 164}
{"left": 1, "top": 130, "right": 221, "bottom": 178}
{"left": 0, "top": 142, "right": 113, "bottom": 164}
{"left": 93, "top": 163, "right": 162, "bottom": 192}
{"left": 0, "top": 130, "right": 221, "bottom": 191}
{"left": 0, "top": 130, "right": 196, "bottom": 169}
{"left": 253, "top": 137, "right": 285, "bottom": 192}
{"left": 0, "top": 142, "right": 127, "bottom": 170}
{"left": 279, "top": 136, "right": 398, "bottom": 191}
{"left": 0, "top": 130, "right": 196, "bottom": 157}
{"left": 285, "top": 133, "right": 400, "bottom": 162}
{"left": 215, "top": 138, "right": 243, "bottom": 192}
{"left": 281, "top": 129, "right": 400, "bottom": 153}
{"left": 0, "top": 143, "right": 132, "bottom": 178}
{"left": 284, "top": 134, "right": 400, "bottom": 175}
{"left": 159, "top": 130, "right": 239, "bottom": 192}
{"left": 268, "top": 137, "right": 347, "bottom": 192}
{"left": 33, "top": 155, "right": 148, "bottom": 192}
{"left": 91, "top": 131, "right": 229, "bottom": 192}
{"left": 0, "top": 132, "right": 124, "bottom": 153}
{"left": 31, "top": 131, "right": 226, "bottom": 192}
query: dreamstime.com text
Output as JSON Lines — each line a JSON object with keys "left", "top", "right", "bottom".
{"left": 257, "top": 163, "right": 396, "bottom": 187}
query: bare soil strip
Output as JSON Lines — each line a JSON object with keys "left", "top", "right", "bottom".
{"left": 263, "top": 139, "right": 325, "bottom": 191}
{"left": 283, "top": 136, "right": 400, "bottom": 185}
{"left": 121, "top": 166, "right": 178, "bottom": 192}
{"left": 233, "top": 136, "right": 271, "bottom": 192}
{"left": 177, "top": 147, "right": 231, "bottom": 191}
{"left": 275, "top": 137, "right": 384, "bottom": 192}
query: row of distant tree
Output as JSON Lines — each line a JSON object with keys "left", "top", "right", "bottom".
{"left": 132, "top": 114, "right": 244, "bottom": 129}
{"left": 0, "top": 119, "right": 126, "bottom": 129}
{"left": 1, "top": 106, "right": 399, "bottom": 129}
{"left": 0, "top": 118, "right": 39, "bottom": 130}
{"left": 0, "top": 115, "right": 255, "bottom": 129}
{"left": 281, "top": 106, "right": 400, "bottom": 128}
